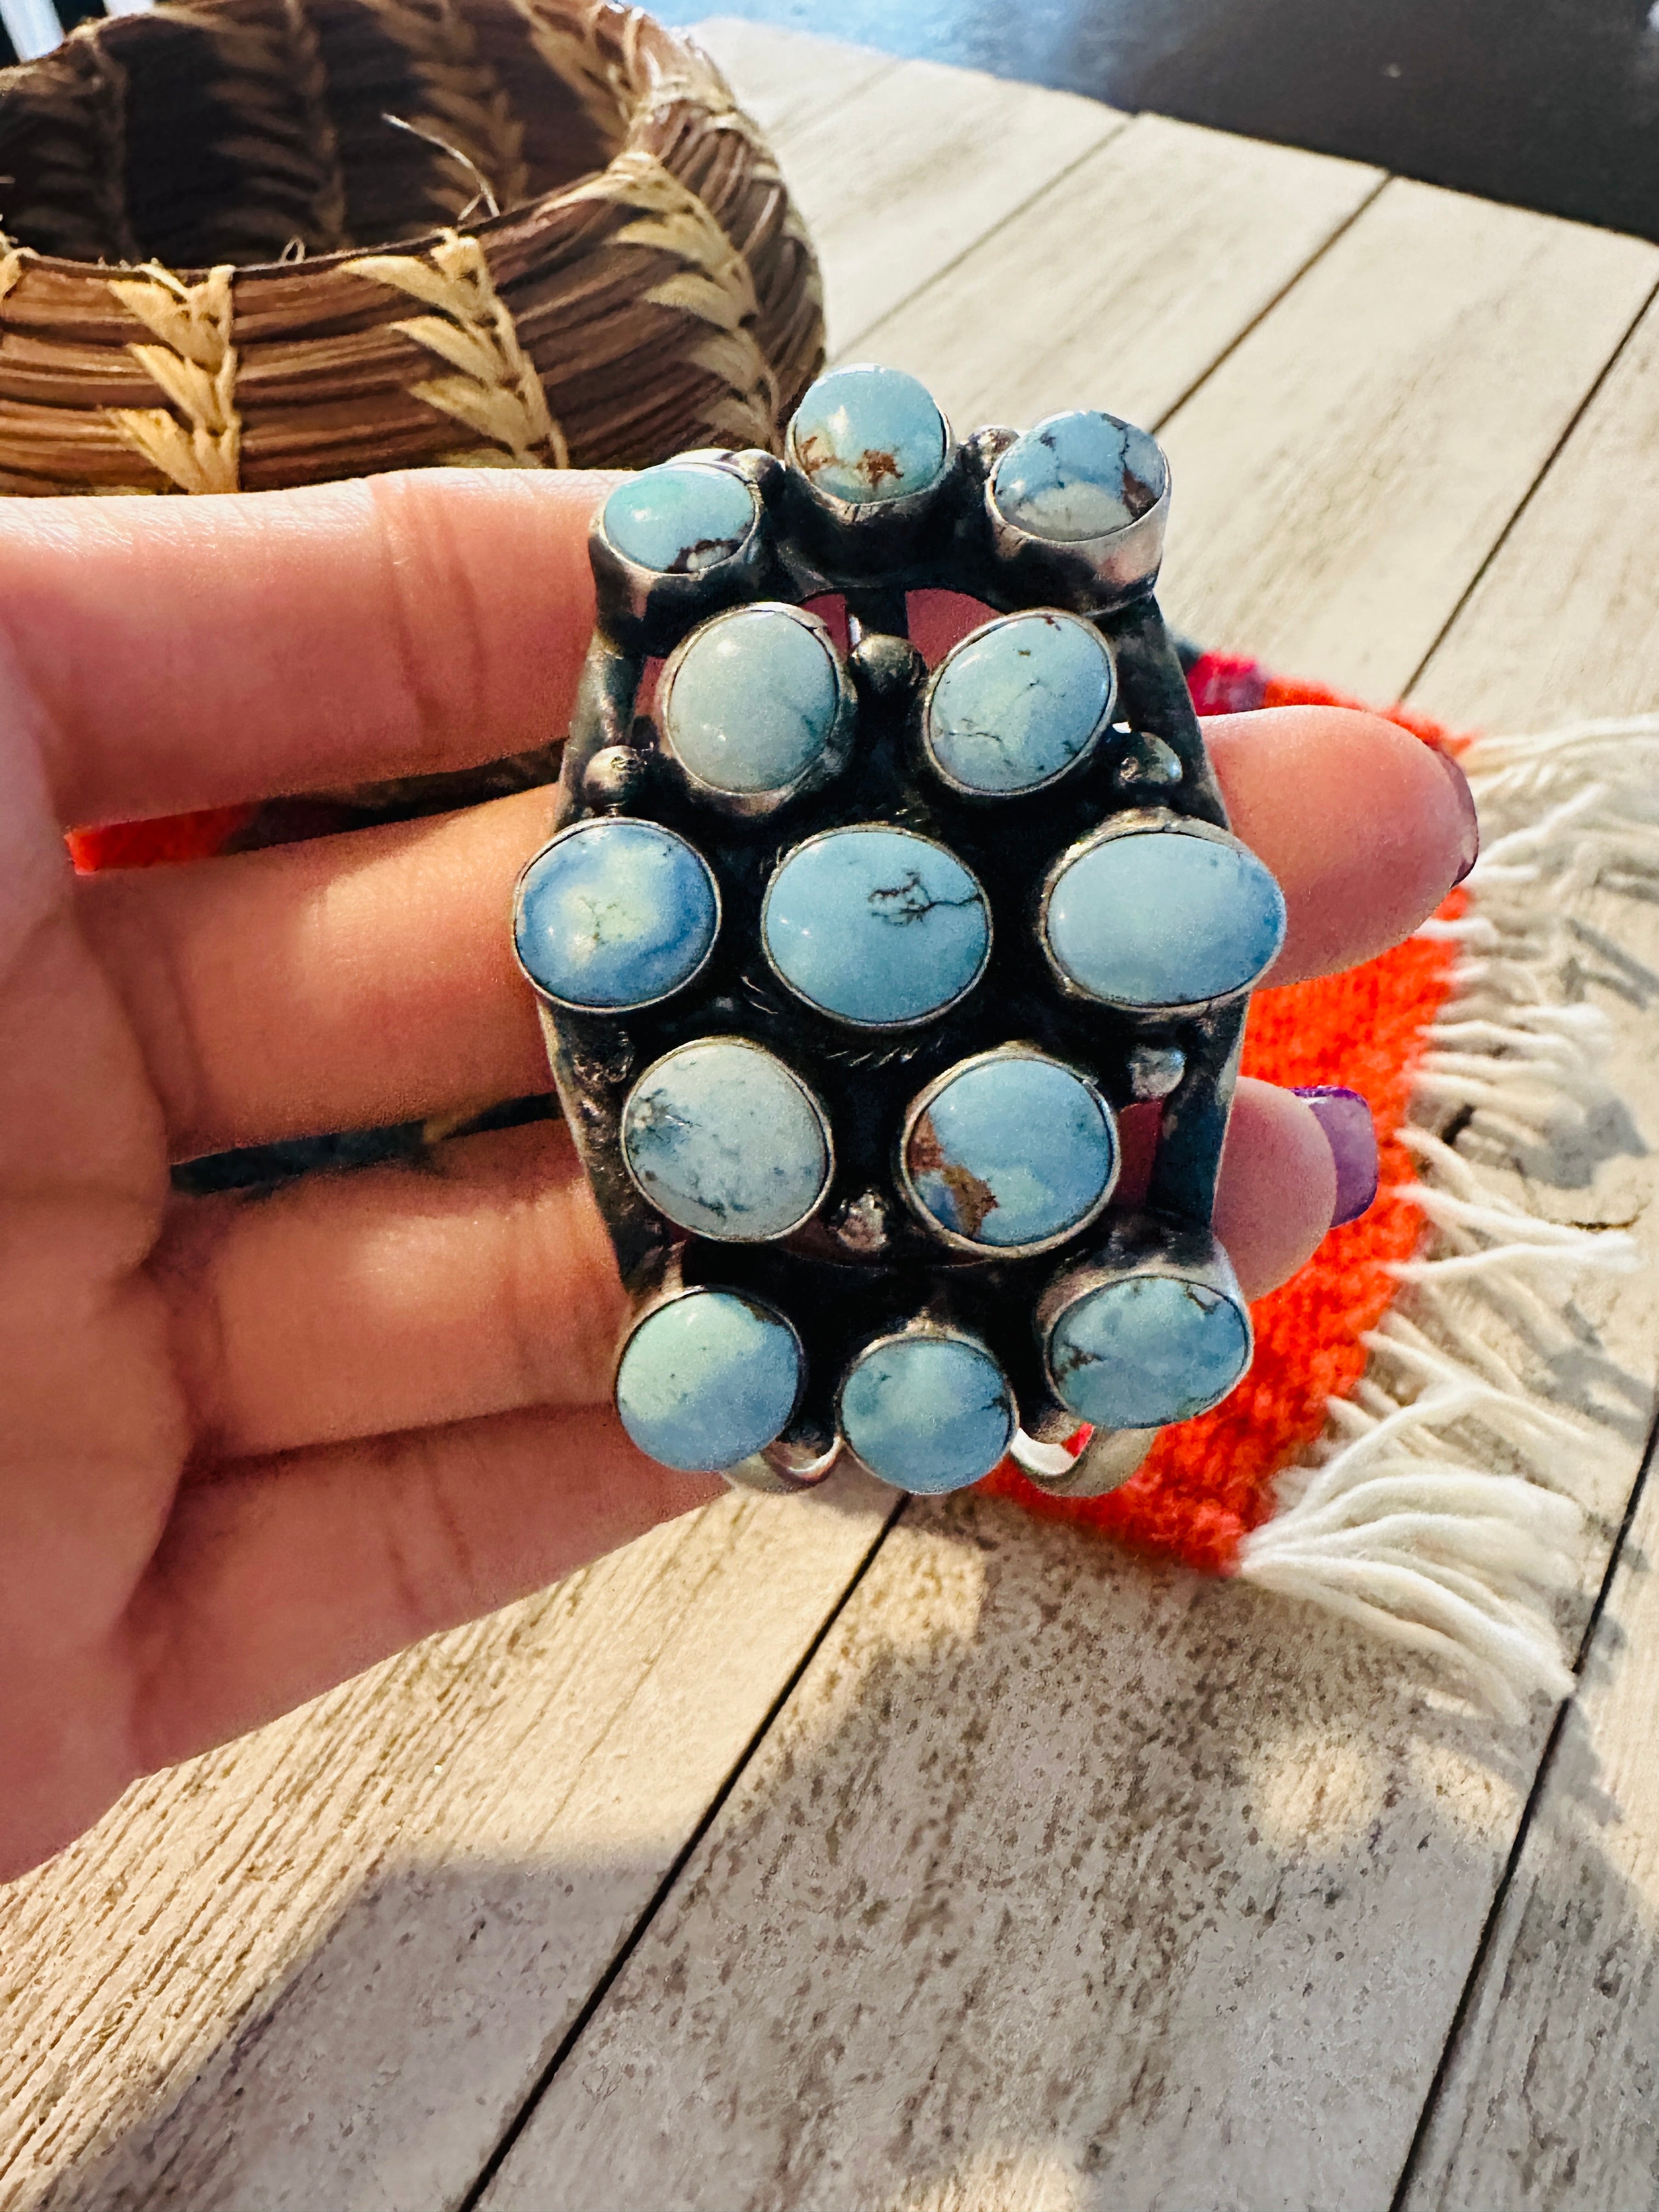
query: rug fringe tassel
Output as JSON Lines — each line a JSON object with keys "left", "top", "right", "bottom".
{"left": 1236, "top": 716, "right": 1659, "bottom": 1716}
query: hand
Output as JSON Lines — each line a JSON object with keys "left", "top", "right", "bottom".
{"left": 0, "top": 471, "right": 1474, "bottom": 1879}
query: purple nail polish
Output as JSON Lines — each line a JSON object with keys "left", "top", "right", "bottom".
{"left": 1432, "top": 744, "right": 1480, "bottom": 885}
{"left": 1294, "top": 1086, "right": 1380, "bottom": 1225}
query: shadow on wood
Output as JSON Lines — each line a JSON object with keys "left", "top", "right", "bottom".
{"left": 26, "top": 1487, "right": 1657, "bottom": 2212}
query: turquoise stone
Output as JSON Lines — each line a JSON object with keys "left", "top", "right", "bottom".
{"left": 838, "top": 1332, "right": 1014, "bottom": 1493}
{"left": 791, "top": 364, "right": 949, "bottom": 506}
{"left": 516, "top": 819, "right": 718, "bottom": 1011}
{"left": 926, "top": 611, "right": 1114, "bottom": 795}
{"left": 763, "top": 827, "right": 990, "bottom": 1028}
{"left": 602, "top": 462, "right": 757, "bottom": 573}
{"left": 665, "top": 607, "right": 840, "bottom": 795}
{"left": 616, "top": 1288, "right": 803, "bottom": 1472}
{"left": 994, "top": 410, "right": 1166, "bottom": 543}
{"left": 1046, "top": 1273, "right": 1251, "bottom": 1428}
{"left": 622, "top": 1039, "right": 830, "bottom": 1242}
{"left": 905, "top": 1053, "right": 1116, "bottom": 1250}
{"left": 1043, "top": 827, "right": 1285, "bottom": 1011}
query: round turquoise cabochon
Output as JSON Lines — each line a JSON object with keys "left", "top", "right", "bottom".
{"left": 515, "top": 818, "right": 719, "bottom": 1013}
{"left": 616, "top": 1288, "right": 804, "bottom": 1472}
{"left": 664, "top": 605, "right": 842, "bottom": 796}
{"left": 621, "top": 1039, "right": 831, "bottom": 1243}
{"left": 838, "top": 1331, "right": 1015, "bottom": 1493}
{"left": 904, "top": 1052, "right": 1118, "bottom": 1251}
{"left": 993, "top": 409, "right": 1167, "bottom": 543}
{"left": 762, "top": 826, "right": 991, "bottom": 1028}
{"left": 925, "top": 610, "right": 1115, "bottom": 795}
{"left": 1043, "top": 826, "right": 1285, "bottom": 1012}
{"left": 601, "top": 461, "right": 757, "bottom": 574}
{"left": 790, "top": 363, "right": 949, "bottom": 506}
{"left": 1046, "top": 1273, "right": 1251, "bottom": 1429}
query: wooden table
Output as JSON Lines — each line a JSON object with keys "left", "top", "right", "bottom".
{"left": 9, "top": 21, "right": 1659, "bottom": 2209}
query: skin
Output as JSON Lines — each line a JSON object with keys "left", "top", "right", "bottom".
{"left": 0, "top": 471, "right": 1474, "bottom": 1882}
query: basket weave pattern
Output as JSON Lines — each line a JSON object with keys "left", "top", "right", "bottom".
{"left": 0, "top": 0, "right": 825, "bottom": 495}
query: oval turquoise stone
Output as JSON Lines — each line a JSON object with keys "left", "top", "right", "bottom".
{"left": 926, "top": 611, "right": 1115, "bottom": 795}
{"left": 906, "top": 1054, "right": 1116, "bottom": 1250}
{"left": 665, "top": 607, "right": 840, "bottom": 795}
{"left": 516, "top": 819, "right": 718, "bottom": 1011}
{"left": 602, "top": 462, "right": 757, "bottom": 573}
{"left": 791, "top": 364, "right": 949, "bottom": 505}
{"left": 616, "top": 1288, "right": 803, "bottom": 1472}
{"left": 1043, "top": 827, "right": 1285, "bottom": 1010}
{"left": 1047, "top": 1273, "right": 1251, "bottom": 1428}
{"left": 994, "top": 410, "right": 1166, "bottom": 543}
{"left": 763, "top": 827, "right": 990, "bottom": 1028}
{"left": 622, "top": 1040, "right": 830, "bottom": 1242}
{"left": 838, "top": 1333, "right": 1014, "bottom": 1493}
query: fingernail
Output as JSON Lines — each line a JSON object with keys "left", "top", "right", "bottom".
{"left": 1432, "top": 744, "right": 1480, "bottom": 885}
{"left": 1294, "top": 1086, "right": 1379, "bottom": 1225}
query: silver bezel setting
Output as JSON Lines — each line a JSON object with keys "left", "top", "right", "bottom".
{"left": 1035, "top": 807, "right": 1285, "bottom": 1018}
{"left": 785, "top": 364, "right": 957, "bottom": 531}
{"left": 833, "top": 1318, "right": 1018, "bottom": 1487}
{"left": 759, "top": 821, "right": 994, "bottom": 1032}
{"left": 654, "top": 600, "right": 859, "bottom": 822}
{"left": 986, "top": 410, "right": 1171, "bottom": 603}
{"left": 918, "top": 608, "right": 1119, "bottom": 801}
{"left": 593, "top": 455, "right": 766, "bottom": 622}
{"left": 618, "top": 1032, "right": 837, "bottom": 1245}
{"left": 612, "top": 1278, "right": 809, "bottom": 1461}
{"left": 511, "top": 817, "right": 723, "bottom": 1017}
{"left": 1035, "top": 1218, "right": 1252, "bottom": 1430}
{"left": 894, "top": 1041, "right": 1120, "bottom": 1259}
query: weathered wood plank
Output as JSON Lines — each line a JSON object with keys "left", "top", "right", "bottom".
{"left": 772, "top": 56, "right": 1127, "bottom": 354}
{"left": 483, "top": 1130, "right": 1659, "bottom": 2212}
{"left": 691, "top": 16, "right": 896, "bottom": 148}
{"left": 1155, "top": 182, "right": 1659, "bottom": 698}
{"left": 857, "top": 113, "right": 1383, "bottom": 438}
{"left": 488, "top": 1499, "right": 1534, "bottom": 2212}
{"left": 482, "top": 1018, "right": 1659, "bottom": 2212}
{"left": 1411, "top": 286, "right": 1659, "bottom": 731}
{"left": 1394, "top": 279, "right": 1659, "bottom": 2212}
{"left": 0, "top": 1477, "right": 894, "bottom": 2210}
{"left": 1401, "top": 1457, "right": 1659, "bottom": 2212}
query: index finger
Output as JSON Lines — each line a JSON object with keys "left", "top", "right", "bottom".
{"left": 2, "top": 470, "right": 610, "bottom": 831}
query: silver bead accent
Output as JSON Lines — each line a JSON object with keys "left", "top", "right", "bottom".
{"left": 1127, "top": 1042, "right": 1187, "bottom": 1101}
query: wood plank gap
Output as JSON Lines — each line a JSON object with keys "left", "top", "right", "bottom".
{"left": 1403, "top": 268, "right": 1659, "bottom": 706}
{"left": 834, "top": 113, "right": 1133, "bottom": 359}
{"left": 1386, "top": 1391, "right": 1659, "bottom": 2212}
{"left": 453, "top": 1497, "right": 911, "bottom": 2212}
{"left": 1145, "top": 169, "right": 1393, "bottom": 433}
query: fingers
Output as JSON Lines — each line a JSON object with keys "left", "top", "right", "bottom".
{"left": 81, "top": 786, "right": 554, "bottom": 1161}
{"left": 128, "top": 1400, "right": 725, "bottom": 1776}
{"left": 1217, "top": 1077, "right": 1338, "bottom": 1298}
{"left": 85, "top": 706, "right": 1468, "bottom": 1161}
{"left": 154, "top": 1082, "right": 1336, "bottom": 1465}
{"left": 122, "top": 1073, "right": 1344, "bottom": 1779}
{"left": 1205, "top": 707, "right": 1474, "bottom": 985}
{"left": 157, "top": 1119, "right": 624, "bottom": 1459}
{"left": 4, "top": 471, "right": 609, "bottom": 830}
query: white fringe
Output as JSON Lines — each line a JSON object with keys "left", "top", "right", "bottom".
{"left": 1237, "top": 718, "right": 1659, "bottom": 1718}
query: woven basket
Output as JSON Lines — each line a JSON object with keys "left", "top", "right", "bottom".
{"left": 0, "top": 0, "right": 824, "bottom": 496}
